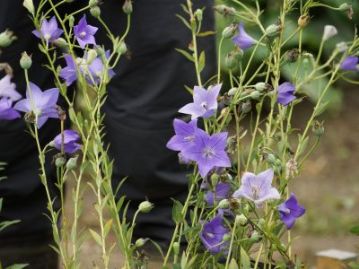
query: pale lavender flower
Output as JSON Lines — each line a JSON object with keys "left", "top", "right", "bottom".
{"left": 14, "top": 82, "right": 59, "bottom": 128}
{"left": 0, "top": 75, "right": 21, "bottom": 101}
{"left": 233, "top": 169, "right": 280, "bottom": 206}
{"left": 340, "top": 56, "right": 358, "bottom": 71}
{"left": 232, "top": 23, "right": 256, "bottom": 50}
{"left": 33, "top": 16, "right": 63, "bottom": 44}
{"left": 200, "top": 215, "right": 229, "bottom": 254}
{"left": 53, "top": 130, "right": 81, "bottom": 154}
{"left": 0, "top": 98, "right": 20, "bottom": 120}
{"left": 278, "top": 193, "right": 305, "bottom": 229}
{"left": 179, "top": 84, "right": 221, "bottom": 120}
{"left": 277, "top": 82, "right": 296, "bottom": 106}
{"left": 183, "top": 129, "right": 231, "bottom": 178}
{"left": 74, "top": 15, "right": 98, "bottom": 48}
{"left": 205, "top": 182, "right": 231, "bottom": 206}
{"left": 87, "top": 53, "right": 115, "bottom": 85}
{"left": 60, "top": 54, "right": 77, "bottom": 86}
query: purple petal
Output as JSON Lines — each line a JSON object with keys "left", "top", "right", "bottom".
{"left": 232, "top": 23, "right": 256, "bottom": 50}
{"left": 340, "top": 56, "right": 358, "bottom": 71}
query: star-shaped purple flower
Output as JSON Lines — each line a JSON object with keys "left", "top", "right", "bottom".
{"left": 14, "top": 82, "right": 59, "bottom": 128}
{"left": 205, "top": 182, "right": 231, "bottom": 206}
{"left": 277, "top": 82, "right": 296, "bottom": 106}
{"left": 200, "top": 215, "right": 229, "bottom": 254}
{"left": 33, "top": 16, "right": 63, "bottom": 44}
{"left": 166, "top": 119, "right": 198, "bottom": 151}
{"left": 74, "top": 15, "right": 98, "bottom": 48}
{"left": 232, "top": 23, "right": 256, "bottom": 50}
{"left": 87, "top": 54, "right": 115, "bottom": 85}
{"left": 233, "top": 169, "right": 280, "bottom": 207}
{"left": 60, "top": 54, "right": 78, "bottom": 86}
{"left": 0, "top": 98, "right": 20, "bottom": 120}
{"left": 179, "top": 84, "right": 222, "bottom": 120}
{"left": 183, "top": 129, "right": 231, "bottom": 178}
{"left": 53, "top": 130, "right": 81, "bottom": 154}
{"left": 0, "top": 75, "right": 21, "bottom": 101}
{"left": 340, "top": 56, "right": 358, "bottom": 71}
{"left": 278, "top": 193, "right": 305, "bottom": 229}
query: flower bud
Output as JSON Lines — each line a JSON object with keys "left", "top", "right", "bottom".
{"left": 257, "top": 218, "right": 265, "bottom": 228}
{"left": 20, "top": 52, "right": 32, "bottom": 70}
{"left": 194, "top": 9, "right": 203, "bottom": 21}
{"left": 227, "top": 87, "right": 239, "bottom": 96}
{"left": 323, "top": 25, "right": 338, "bottom": 42}
{"left": 312, "top": 120, "right": 324, "bottom": 137}
{"left": 218, "top": 199, "right": 229, "bottom": 209}
{"left": 285, "top": 49, "right": 300, "bottom": 63}
{"left": 68, "top": 15, "right": 75, "bottom": 28}
{"left": 235, "top": 214, "right": 247, "bottom": 226}
{"left": 222, "top": 234, "right": 231, "bottom": 241}
{"left": 265, "top": 24, "right": 281, "bottom": 37}
{"left": 0, "top": 30, "right": 17, "bottom": 48}
{"left": 239, "top": 101, "right": 252, "bottom": 114}
{"left": 90, "top": 6, "right": 101, "bottom": 18}
{"left": 54, "top": 38, "right": 68, "bottom": 50}
{"left": 23, "top": 0, "right": 35, "bottom": 16}
{"left": 66, "top": 156, "right": 78, "bottom": 170}
{"left": 210, "top": 173, "right": 219, "bottom": 185}
{"left": 222, "top": 24, "right": 237, "bottom": 39}
{"left": 298, "top": 15, "right": 310, "bottom": 28}
{"left": 89, "top": 0, "right": 98, "bottom": 7}
{"left": 117, "top": 41, "right": 127, "bottom": 55}
{"left": 173, "top": 242, "right": 180, "bottom": 255}
{"left": 213, "top": 5, "right": 236, "bottom": 17}
{"left": 249, "top": 90, "right": 261, "bottom": 100}
{"left": 55, "top": 156, "right": 66, "bottom": 167}
{"left": 225, "top": 50, "right": 243, "bottom": 70}
{"left": 122, "top": 0, "right": 133, "bottom": 14}
{"left": 250, "top": 231, "right": 261, "bottom": 242}
{"left": 138, "top": 201, "right": 154, "bottom": 213}
{"left": 135, "top": 238, "right": 147, "bottom": 248}
{"left": 86, "top": 49, "right": 98, "bottom": 64}
{"left": 338, "top": 3, "right": 351, "bottom": 11}
{"left": 336, "top": 42, "right": 348, "bottom": 53}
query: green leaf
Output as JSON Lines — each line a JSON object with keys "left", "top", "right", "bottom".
{"left": 350, "top": 225, "right": 359, "bottom": 236}
{"left": 5, "top": 264, "right": 28, "bottom": 269}
{"left": 175, "top": 48, "right": 194, "bottom": 62}
{"left": 176, "top": 14, "right": 191, "bottom": 30}
{"left": 228, "top": 258, "right": 239, "bottom": 269}
{"left": 172, "top": 199, "right": 184, "bottom": 223}
{"left": 89, "top": 229, "right": 102, "bottom": 246}
{"left": 240, "top": 247, "right": 251, "bottom": 269}
{"left": 197, "top": 31, "right": 216, "bottom": 37}
{"left": 198, "top": 51, "right": 206, "bottom": 73}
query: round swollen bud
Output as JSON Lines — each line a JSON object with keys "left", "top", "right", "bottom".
{"left": 240, "top": 101, "right": 252, "bottom": 114}
{"left": 89, "top": 0, "right": 98, "bottom": 7}
{"left": 90, "top": 6, "right": 101, "bottom": 18}
{"left": 173, "top": 242, "right": 180, "bottom": 255}
{"left": 66, "top": 156, "right": 78, "bottom": 170}
{"left": 20, "top": 52, "right": 32, "bottom": 70}
{"left": 235, "top": 214, "right": 247, "bottom": 226}
{"left": 254, "top": 82, "right": 267, "bottom": 92}
{"left": 298, "top": 15, "right": 310, "bottom": 28}
{"left": 138, "top": 201, "right": 154, "bottom": 213}
{"left": 122, "top": 0, "right": 133, "bottom": 14}
{"left": 117, "top": 41, "right": 127, "bottom": 55}
{"left": 54, "top": 38, "right": 68, "bottom": 50}
{"left": 68, "top": 15, "right": 75, "bottom": 28}
{"left": 249, "top": 90, "right": 261, "bottom": 100}
{"left": 265, "top": 24, "right": 281, "bottom": 37}
{"left": 0, "top": 30, "right": 17, "bottom": 48}
{"left": 194, "top": 9, "right": 203, "bottom": 21}
{"left": 338, "top": 3, "right": 351, "bottom": 11}
{"left": 135, "top": 238, "right": 147, "bottom": 248}
{"left": 210, "top": 173, "right": 219, "bottom": 185}
{"left": 218, "top": 199, "right": 230, "bottom": 209}
{"left": 222, "top": 24, "right": 237, "bottom": 39}
{"left": 227, "top": 87, "right": 239, "bottom": 96}
{"left": 55, "top": 156, "right": 66, "bottom": 167}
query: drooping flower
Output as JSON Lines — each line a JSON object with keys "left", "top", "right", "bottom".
{"left": 205, "top": 182, "right": 231, "bottom": 206}
{"left": 179, "top": 84, "right": 221, "bottom": 120}
{"left": 0, "top": 75, "right": 21, "bottom": 101}
{"left": 74, "top": 15, "right": 98, "bottom": 48}
{"left": 166, "top": 119, "right": 198, "bottom": 151}
{"left": 33, "top": 16, "right": 63, "bottom": 44}
{"left": 86, "top": 53, "right": 115, "bottom": 85}
{"left": 60, "top": 54, "right": 78, "bottom": 86}
{"left": 0, "top": 98, "right": 20, "bottom": 120}
{"left": 53, "top": 130, "right": 81, "bottom": 154}
{"left": 322, "top": 25, "right": 338, "bottom": 41}
{"left": 14, "top": 82, "right": 59, "bottom": 128}
{"left": 232, "top": 23, "right": 256, "bottom": 50}
{"left": 233, "top": 169, "right": 280, "bottom": 207}
{"left": 277, "top": 82, "right": 296, "bottom": 106}
{"left": 200, "top": 215, "right": 229, "bottom": 254}
{"left": 278, "top": 193, "right": 305, "bottom": 229}
{"left": 183, "top": 129, "right": 231, "bottom": 178}
{"left": 340, "top": 56, "right": 358, "bottom": 71}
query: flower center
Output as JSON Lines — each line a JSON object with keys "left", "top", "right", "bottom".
{"left": 80, "top": 31, "right": 87, "bottom": 38}
{"left": 201, "top": 101, "right": 208, "bottom": 110}
{"left": 44, "top": 34, "right": 51, "bottom": 40}
{"left": 206, "top": 232, "right": 215, "bottom": 239}
{"left": 251, "top": 185, "right": 260, "bottom": 200}
{"left": 282, "top": 208, "right": 291, "bottom": 215}
{"left": 202, "top": 147, "right": 215, "bottom": 159}
{"left": 184, "top": 135, "right": 195, "bottom": 143}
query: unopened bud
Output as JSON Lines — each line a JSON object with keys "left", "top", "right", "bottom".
{"left": 225, "top": 50, "right": 243, "bottom": 70}
{"left": 218, "top": 199, "right": 230, "bottom": 209}
{"left": 173, "top": 242, "right": 180, "bottom": 255}
{"left": 336, "top": 42, "right": 348, "bottom": 53}
{"left": 55, "top": 156, "right": 66, "bottom": 167}
{"left": 254, "top": 82, "right": 267, "bottom": 92}
{"left": 117, "top": 41, "right": 127, "bottom": 55}
{"left": 90, "top": 6, "right": 101, "bottom": 18}
{"left": 122, "top": 0, "right": 133, "bottom": 14}
{"left": 250, "top": 231, "right": 261, "bottom": 242}
{"left": 227, "top": 87, "right": 239, "bottom": 96}
{"left": 266, "top": 153, "right": 276, "bottom": 165}
{"left": 240, "top": 101, "right": 252, "bottom": 114}
{"left": 222, "top": 24, "right": 237, "bottom": 39}
{"left": 20, "top": 52, "right": 32, "bottom": 69}
{"left": 213, "top": 5, "right": 236, "bottom": 17}
{"left": 265, "top": 24, "right": 281, "bottom": 37}
{"left": 222, "top": 234, "right": 231, "bottom": 241}
{"left": 23, "top": 0, "right": 35, "bottom": 16}
{"left": 138, "top": 201, "right": 154, "bottom": 213}
{"left": 194, "top": 9, "right": 203, "bottom": 21}
{"left": 89, "top": 0, "right": 98, "bottom": 7}
{"left": 323, "top": 25, "right": 338, "bottom": 41}
{"left": 68, "top": 15, "right": 75, "bottom": 28}
{"left": 66, "top": 156, "right": 78, "bottom": 170}
{"left": 86, "top": 49, "right": 98, "bottom": 64}
{"left": 312, "top": 120, "right": 324, "bottom": 136}
{"left": 249, "top": 90, "right": 261, "bottom": 100}
{"left": 210, "top": 173, "right": 219, "bottom": 185}
{"left": 0, "top": 30, "right": 17, "bottom": 48}
{"left": 298, "top": 15, "right": 310, "bottom": 28}
{"left": 235, "top": 214, "right": 247, "bottom": 226}
{"left": 339, "top": 3, "right": 351, "bottom": 11}
{"left": 54, "top": 38, "right": 68, "bottom": 50}
{"left": 135, "top": 238, "right": 147, "bottom": 248}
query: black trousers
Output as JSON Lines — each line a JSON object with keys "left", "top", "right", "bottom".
{"left": 0, "top": 0, "right": 215, "bottom": 267}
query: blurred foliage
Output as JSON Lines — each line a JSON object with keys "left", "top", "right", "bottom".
{"left": 215, "top": 0, "right": 359, "bottom": 111}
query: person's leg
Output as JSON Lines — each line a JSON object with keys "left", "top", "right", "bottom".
{"left": 99, "top": 0, "right": 216, "bottom": 248}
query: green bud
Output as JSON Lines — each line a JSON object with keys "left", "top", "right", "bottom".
{"left": 135, "top": 238, "right": 147, "bottom": 248}
{"left": 235, "top": 214, "right": 247, "bottom": 226}
{"left": 250, "top": 231, "right": 261, "bottom": 242}
{"left": 68, "top": 15, "right": 75, "bottom": 28}
{"left": 138, "top": 201, "right": 154, "bottom": 213}
{"left": 122, "top": 0, "right": 133, "bottom": 14}
{"left": 210, "top": 173, "right": 219, "bottom": 185}
{"left": 53, "top": 38, "right": 68, "bottom": 50}
{"left": 265, "top": 24, "right": 281, "bottom": 37}
{"left": 254, "top": 82, "right": 266, "bottom": 92}
{"left": 90, "top": 6, "right": 101, "bottom": 18}
{"left": 66, "top": 156, "right": 78, "bottom": 170}
{"left": 222, "top": 24, "right": 237, "bottom": 39}
{"left": 20, "top": 52, "right": 32, "bottom": 70}
{"left": 339, "top": 3, "right": 351, "bottom": 11}
{"left": 23, "top": 0, "right": 35, "bottom": 16}
{"left": 266, "top": 153, "right": 276, "bottom": 164}
{"left": 225, "top": 50, "right": 243, "bottom": 70}
{"left": 227, "top": 87, "right": 239, "bottom": 96}
{"left": 312, "top": 120, "right": 324, "bottom": 137}
{"left": 218, "top": 199, "right": 229, "bottom": 209}
{"left": 194, "top": 9, "right": 203, "bottom": 21}
{"left": 249, "top": 90, "right": 261, "bottom": 100}
{"left": 213, "top": 5, "right": 236, "bottom": 17}
{"left": 117, "top": 41, "right": 127, "bottom": 55}
{"left": 55, "top": 156, "right": 66, "bottom": 167}
{"left": 0, "top": 30, "right": 17, "bottom": 48}
{"left": 257, "top": 218, "right": 265, "bottom": 228}
{"left": 240, "top": 101, "right": 252, "bottom": 114}
{"left": 89, "top": 0, "right": 98, "bottom": 7}
{"left": 222, "top": 234, "right": 231, "bottom": 241}
{"left": 173, "top": 242, "right": 180, "bottom": 255}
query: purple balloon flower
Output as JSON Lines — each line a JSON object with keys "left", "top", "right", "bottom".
{"left": 205, "top": 182, "right": 231, "bottom": 206}
{"left": 278, "top": 193, "right": 305, "bottom": 229}
{"left": 232, "top": 23, "right": 256, "bottom": 50}
{"left": 74, "top": 15, "right": 98, "bottom": 48}
{"left": 87, "top": 53, "right": 115, "bottom": 85}
{"left": 200, "top": 215, "right": 229, "bottom": 254}
{"left": 166, "top": 119, "right": 198, "bottom": 151}
{"left": 340, "top": 56, "right": 358, "bottom": 71}
{"left": 233, "top": 169, "right": 280, "bottom": 207}
{"left": 0, "top": 75, "right": 21, "bottom": 101}
{"left": 277, "top": 82, "right": 296, "bottom": 106}
{"left": 183, "top": 129, "right": 231, "bottom": 178}
{"left": 53, "top": 130, "right": 81, "bottom": 154}
{"left": 60, "top": 54, "right": 78, "bottom": 86}
{"left": 33, "top": 16, "right": 63, "bottom": 44}
{"left": 0, "top": 98, "right": 21, "bottom": 120}
{"left": 14, "top": 82, "right": 59, "bottom": 128}
{"left": 179, "top": 84, "right": 221, "bottom": 120}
